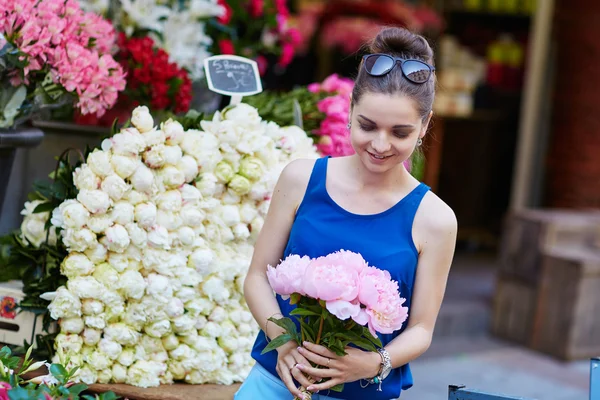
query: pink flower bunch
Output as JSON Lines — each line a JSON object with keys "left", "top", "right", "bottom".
{"left": 0, "top": 382, "right": 10, "bottom": 400}
{"left": 0, "top": 0, "right": 126, "bottom": 116}
{"left": 308, "top": 74, "right": 355, "bottom": 157}
{"left": 267, "top": 250, "right": 409, "bottom": 337}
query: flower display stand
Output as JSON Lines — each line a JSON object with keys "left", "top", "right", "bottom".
{"left": 86, "top": 383, "right": 241, "bottom": 400}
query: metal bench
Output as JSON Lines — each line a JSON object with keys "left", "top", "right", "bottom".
{"left": 449, "top": 357, "right": 600, "bottom": 400}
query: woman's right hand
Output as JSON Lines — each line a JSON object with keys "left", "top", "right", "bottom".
{"left": 275, "top": 340, "right": 314, "bottom": 398}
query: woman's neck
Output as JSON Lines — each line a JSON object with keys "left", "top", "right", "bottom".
{"left": 346, "top": 154, "right": 412, "bottom": 191}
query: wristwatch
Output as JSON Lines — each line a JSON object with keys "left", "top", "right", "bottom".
{"left": 369, "top": 348, "right": 392, "bottom": 391}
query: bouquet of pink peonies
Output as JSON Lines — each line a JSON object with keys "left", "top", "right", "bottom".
{"left": 263, "top": 250, "right": 408, "bottom": 397}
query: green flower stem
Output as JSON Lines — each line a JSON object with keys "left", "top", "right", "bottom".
{"left": 316, "top": 315, "right": 324, "bottom": 345}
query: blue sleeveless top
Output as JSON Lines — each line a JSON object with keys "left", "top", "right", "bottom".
{"left": 251, "top": 156, "right": 430, "bottom": 399}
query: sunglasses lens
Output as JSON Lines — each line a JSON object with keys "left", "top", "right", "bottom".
{"left": 365, "top": 55, "right": 394, "bottom": 76}
{"left": 402, "top": 60, "right": 431, "bottom": 83}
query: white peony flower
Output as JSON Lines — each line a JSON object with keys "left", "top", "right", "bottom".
{"left": 177, "top": 155, "right": 199, "bottom": 183}
{"left": 118, "top": 270, "right": 146, "bottom": 300}
{"left": 123, "top": 190, "right": 149, "bottom": 205}
{"left": 87, "top": 150, "right": 113, "bottom": 178}
{"left": 163, "top": 145, "right": 183, "bottom": 165}
{"left": 83, "top": 328, "right": 102, "bottom": 346}
{"left": 188, "top": 248, "right": 214, "bottom": 275}
{"left": 106, "top": 252, "right": 128, "bottom": 273}
{"left": 73, "top": 164, "right": 101, "bottom": 191}
{"left": 117, "top": 348, "right": 136, "bottom": 367}
{"left": 97, "top": 369, "right": 112, "bottom": 384}
{"left": 146, "top": 274, "right": 173, "bottom": 299}
{"left": 61, "top": 253, "right": 95, "bottom": 279}
{"left": 142, "top": 128, "right": 166, "bottom": 148}
{"left": 87, "top": 214, "right": 114, "bottom": 234}
{"left": 127, "top": 360, "right": 166, "bottom": 388}
{"left": 233, "top": 223, "right": 250, "bottom": 240}
{"left": 46, "top": 287, "right": 81, "bottom": 319}
{"left": 147, "top": 225, "right": 170, "bottom": 249}
{"left": 219, "top": 205, "right": 241, "bottom": 227}
{"left": 239, "top": 202, "right": 258, "bottom": 224}
{"left": 162, "top": 334, "right": 179, "bottom": 351}
{"left": 110, "top": 128, "right": 147, "bottom": 156}
{"left": 111, "top": 201, "right": 135, "bottom": 225}
{"left": 163, "top": 119, "right": 185, "bottom": 145}
{"left": 144, "top": 320, "right": 171, "bottom": 338}
{"left": 92, "top": 262, "right": 120, "bottom": 287}
{"left": 103, "top": 224, "right": 130, "bottom": 253}
{"left": 143, "top": 145, "right": 166, "bottom": 168}
{"left": 180, "top": 204, "right": 205, "bottom": 227}
{"left": 180, "top": 184, "right": 201, "bottom": 204}
{"left": 220, "top": 190, "right": 241, "bottom": 205}
{"left": 77, "top": 190, "right": 111, "bottom": 214}
{"left": 102, "top": 324, "right": 139, "bottom": 347}
{"left": 185, "top": 297, "right": 213, "bottom": 317}
{"left": 112, "top": 363, "right": 128, "bottom": 383}
{"left": 99, "top": 338, "right": 123, "bottom": 360}
{"left": 134, "top": 202, "right": 157, "bottom": 229}
{"left": 125, "top": 223, "right": 148, "bottom": 247}
{"left": 86, "top": 350, "right": 112, "bottom": 370}
{"left": 67, "top": 276, "right": 105, "bottom": 300}
{"left": 228, "top": 174, "right": 252, "bottom": 196}
{"left": 82, "top": 299, "right": 104, "bottom": 315}
{"left": 209, "top": 306, "right": 227, "bottom": 323}
{"left": 131, "top": 164, "right": 155, "bottom": 194}
{"left": 214, "top": 161, "right": 235, "bottom": 183}
{"left": 200, "top": 321, "right": 223, "bottom": 338}
{"left": 111, "top": 155, "right": 140, "bottom": 179}
{"left": 202, "top": 276, "right": 229, "bottom": 303}
{"left": 62, "top": 228, "right": 97, "bottom": 252}
{"left": 177, "top": 226, "right": 195, "bottom": 246}
{"left": 85, "top": 244, "right": 108, "bottom": 263}
{"left": 84, "top": 314, "right": 106, "bottom": 330}
{"left": 194, "top": 172, "right": 218, "bottom": 197}
{"left": 61, "top": 317, "right": 84, "bottom": 334}
{"left": 156, "top": 190, "right": 182, "bottom": 211}
{"left": 159, "top": 165, "right": 185, "bottom": 189}
{"left": 77, "top": 366, "right": 98, "bottom": 385}
{"left": 101, "top": 175, "right": 129, "bottom": 201}
{"left": 176, "top": 267, "right": 202, "bottom": 287}
{"left": 131, "top": 106, "right": 154, "bottom": 133}
{"left": 223, "top": 103, "right": 262, "bottom": 126}
{"left": 239, "top": 156, "right": 265, "bottom": 181}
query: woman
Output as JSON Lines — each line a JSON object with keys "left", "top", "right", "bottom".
{"left": 238, "top": 26, "right": 457, "bottom": 400}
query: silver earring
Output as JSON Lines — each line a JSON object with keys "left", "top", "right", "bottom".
{"left": 417, "top": 138, "right": 423, "bottom": 146}
{"left": 347, "top": 122, "right": 351, "bottom": 130}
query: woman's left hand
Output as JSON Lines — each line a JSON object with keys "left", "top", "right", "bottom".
{"left": 296, "top": 341, "right": 381, "bottom": 392}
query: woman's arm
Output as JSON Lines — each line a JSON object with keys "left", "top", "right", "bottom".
{"left": 382, "top": 193, "right": 458, "bottom": 369}
{"left": 243, "top": 159, "right": 314, "bottom": 337}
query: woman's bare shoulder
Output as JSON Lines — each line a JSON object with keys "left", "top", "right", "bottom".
{"left": 278, "top": 158, "right": 318, "bottom": 192}
{"left": 414, "top": 190, "right": 458, "bottom": 243}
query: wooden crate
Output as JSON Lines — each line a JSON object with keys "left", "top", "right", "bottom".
{"left": 0, "top": 281, "right": 46, "bottom": 347}
{"left": 530, "top": 246, "right": 600, "bottom": 360}
{"left": 491, "top": 275, "right": 537, "bottom": 345}
{"left": 498, "top": 209, "right": 600, "bottom": 285}
{"left": 86, "top": 383, "right": 241, "bottom": 400}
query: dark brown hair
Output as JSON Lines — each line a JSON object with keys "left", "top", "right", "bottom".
{"left": 352, "top": 27, "right": 436, "bottom": 120}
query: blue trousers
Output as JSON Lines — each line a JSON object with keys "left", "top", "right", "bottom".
{"left": 234, "top": 362, "right": 342, "bottom": 400}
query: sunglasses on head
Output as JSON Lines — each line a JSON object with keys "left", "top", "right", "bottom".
{"left": 362, "top": 54, "right": 435, "bottom": 84}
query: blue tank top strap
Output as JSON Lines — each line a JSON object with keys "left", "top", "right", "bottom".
{"left": 304, "top": 156, "right": 329, "bottom": 195}
{"left": 399, "top": 182, "right": 430, "bottom": 233}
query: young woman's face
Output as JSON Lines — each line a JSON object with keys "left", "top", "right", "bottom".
{"left": 350, "top": 92, "right": 429, "bottom": 173}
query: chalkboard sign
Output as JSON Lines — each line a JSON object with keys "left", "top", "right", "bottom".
{"left": 204, "top": 55, "right": 262, "bottom": 103}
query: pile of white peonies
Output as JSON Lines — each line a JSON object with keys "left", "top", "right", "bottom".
{"left": 33, "top": 104, "right": 319, "bottom": 387}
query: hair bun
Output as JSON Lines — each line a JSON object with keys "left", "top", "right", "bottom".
{"left": 369, "top": 27, "right": 434, "bottom": 64}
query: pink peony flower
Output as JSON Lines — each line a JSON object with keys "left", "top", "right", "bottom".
{"left": 302, "top": 253, "right": 361, "bottom": 302}
{"left": 326, "top": 299, "right": 361, "bottom": 321}
{"left": 358, "top": 266, "right": 408, "bottom": 336}
{"left": 266, "top": 254, "right": 311, "bottom": 300}
{"left": 320, "top": 74, "right": 354, "bottom": 96}
{"left": 0, "top": 382, "right": 10, "bottom": 400}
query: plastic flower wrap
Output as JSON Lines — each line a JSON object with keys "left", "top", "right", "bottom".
{"left": 0, "top": 0, "right": 126, "bottom": 127}
{"left": 39, "top": 103, "right": 319, "bottom": 387}
{"left": 264, "top": 250, "right": 408, "bottom": 400}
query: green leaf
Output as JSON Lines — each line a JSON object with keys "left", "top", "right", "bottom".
{"left": 68, "top": 383, "right": 87, "bottom": 395}
{"left": 6, "top": 386, "right": 34, "bottom": 400}
{"left": 268, "top": 316, "right": 298, "bottom": 336}
{"left": 97, "top": 391, "right": 120, "bottom": 400}
{"left": 298, "top": 319, "right": 315, "bottom": 343}
{"left": 260, "top": 333, "right": 294, "bottom": 355}
{"left": 289, "top": 308, "right": 320, "bottom": 317}
{"left": 289, "top": 292, "right": 301, "bottom": 305}
{"left": 329, "top": 383, "right": 345, "bottom": 392}
{"left": 49, "top": 363, "right": 68, "bottom": 383}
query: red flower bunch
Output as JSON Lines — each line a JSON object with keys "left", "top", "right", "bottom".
{"left": 0, "top": 296, "right": 17, "bottom": 319}
{"left": 116, "top": 33, "right": 192, "bottom": 113}
{"left": 208, "top": 0, "right": 302, "bottom": 76}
